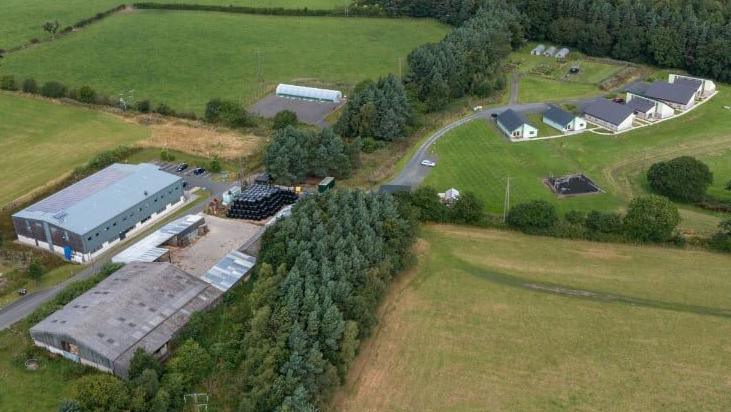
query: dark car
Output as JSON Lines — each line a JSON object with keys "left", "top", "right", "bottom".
{"left": 176, "top": 163, "right": 188, "bottom": 172}
{"left": 192, "top": 167, "right": 206, "bottom": 176}
{"left": 490, "top": 113, "right": 498, "bottom": 119}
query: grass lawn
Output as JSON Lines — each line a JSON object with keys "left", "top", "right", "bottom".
{"left": 0, "top": 10, "right": 447, "bottom": 114}
{"left": 525, "top": 113, "right": 559, "bottom": 137}
{"left": 333, "top": 225, "right": 731, "bottom": 411}
{"left": 0, "top": 93, "right": 150, "bottom": 208}
{"left": 518, "top": 76, "right": 602, "bottom": 103}
{"left": 424, "top": 85, "right": 731, "bottom": 235}
{"left": 0, "top": 0, "right": 350, "bottom": 49}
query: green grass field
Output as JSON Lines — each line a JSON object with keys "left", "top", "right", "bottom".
{"left": 0, "top": 10, "right": 447, "bottom": 114}
{"left": 424, "top": 85, "right": 731, "bottom": 234}
{"left": 518, "top": 76, "right": 603, "bottom": 103}
{"left": 0, "top": 0, "right": 350, "bottom": 49}
{"left": 334, "top": 225, "right": 731, "bottom": 411}
{"left": 0, "top": 93, "right": 150, "bottom": 207}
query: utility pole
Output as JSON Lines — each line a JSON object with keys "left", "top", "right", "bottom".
{"left": 503, "top": 176, "right": 511, "bottom": 222}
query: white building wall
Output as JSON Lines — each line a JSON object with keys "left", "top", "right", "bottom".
{"left": 585, "top": 113, "right": 634, "bottom": 132}
{"left": 655, "top": 101, "right": 674, "bottom": 118}
{"left": 543, "top": 117, "right": 567, "bottom": 132}
{"left": 569, "top": 117, "right": 586, "bottom": 131}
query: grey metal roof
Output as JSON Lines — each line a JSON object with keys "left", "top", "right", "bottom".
{"left": 543, "top": 105, "right": 575, "bottom": 126}
{"left": 13, "top": 164, "right": 182, "bottom": 235}
{"left": 583, "top": 99, "right": 634, "bottom": 126}
{"left": 112, "top": 214, "right": 204, "bottom": 263}
{"left": 626, "top": 96, "right": 655, "bottom": 113}
{"left": 203, "top": 250, "right": 256, "bottom": 291}
{"left": 673, "top": 76, "right": 702, "bottom": 90}
{"left": 498, "top": 109, "right": 532, "bottom": 132}
{"left": 642, "top": 81, "right": 696, "bottom": 105}
{"left": 30, "top": 263, "right": 220, "bottom": 368}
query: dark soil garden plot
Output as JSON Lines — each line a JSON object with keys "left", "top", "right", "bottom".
{"left": 545, "top": 173, "right": 603, "bottom": 197}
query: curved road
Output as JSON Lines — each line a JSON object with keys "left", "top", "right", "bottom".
{"left": 388, "top": 97, "right": 599, "bottom": 188}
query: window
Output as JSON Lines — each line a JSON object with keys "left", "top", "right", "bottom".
{"left": 113, "top": 222, "right": 117, "bottom": 227}
{"left": 87, "top": 236, "right": 92, "bottom": 241}
{"left": 95, "top": 233, "right": 99, "bottom": 237}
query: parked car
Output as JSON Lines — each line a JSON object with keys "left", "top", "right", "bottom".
{"left": 192, "top": 167, "right": 206, "bottom": 176}
{"left": 176, "top": 163, "right": 188, "bottom": 172}
{"left": 421, "top": 160, "right": 436, "bottom": 167}
{"left": 490, "top": 113, "right": 498, "bottom": 119}
{"left": 473, "top": 105, "right": 483, "bottom": 111}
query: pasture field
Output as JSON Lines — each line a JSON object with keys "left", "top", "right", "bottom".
{"left": 424, "top": 85, "right": 731, "bottom": 234}
{"left": 0, "top": 11, "right": 448, "bottom": 114}
{"left": 518, "top": 76, "right": 600, "bottom": 103}
{"left": 334, "top": 225, "right": 731, "bottom": 411}
{"left": 0, "top": 0, "right": 349, "bottom": 49}
{"left": 0, "top": 93, "right": 149, "bottom": 207}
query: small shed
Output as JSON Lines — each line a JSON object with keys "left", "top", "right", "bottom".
{"left": 555, "top": 48, "right": 569, "bottom": 59}
{"left": 543, "top": 46, "right": 557, "bottom": 57}
{"left": 318, "top": 177, "right": 335, "bottom": 193}
{"left": 531, "top": 44, "right": 546, "bottom": 55}
{"left": 438, "top": 188, "right": 461, "bottom": 204}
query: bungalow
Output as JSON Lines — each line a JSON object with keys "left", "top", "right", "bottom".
{"left": 497, "top": 109, "right": 538, "bottom": 140}
{"left": 668, "top": 74, "right": 716, "bottom": 99}
{"left": 531, "top": 44, "right": 546, "bottom": 55}
{"left": 542, "top": 106, "right": 586, "bottom": 132}
{"left": 640, "top": 81, "right": 696, "bottom": 111}
{"left": 625, "top": 93, "right": 674, "bottom": 120}
{"left": 583, "top": 99, "right": 635, "bottom": 132}
{"left": 543, "top": 46, "right": 558, "bottom": 57}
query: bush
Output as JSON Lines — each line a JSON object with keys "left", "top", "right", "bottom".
{"left": 204, "top": 98, "right": 253, "bottom": 128}
{"left": 506, "top": 200, "right": 558, "bottom": 233}
{"left": 22, "top": 78, "right": 38, "bottom": 93}
{"left": 564, "top": 210, "right": 586, "bottom": 225}
{"left": 726, "top": 180, "right": 731, "bottom": 191}
{"left": 128, "top": 348, "right": 163, "bottom": 380}
{"left": 77, "top": 86, "right": 96, "bottom": 104}
{"left": 708, "top": 219, "right": 731, "bottom": 252}
{"left": 27, "top": 259, "right": 45, "bottom": 281}
{"left": 57, "top": 399, "right": 83, "bottom": 412}
{"left": 159, "top": 149, "right": 175, "bottom": 162}
{"left": 71, "top": 374, "right": 129, "bottom": 412}
{"left": 209, "top": 157, "right": 222, "bottom": 173}
{"left": 272, "top": 110, "right": 298, "bottom": 130}
{"left": 361, "top": 137, "right": 385, "bottom": 153}
{"left": 155, "top": 103, "right": 174, "bottom": 116}
{"left": 0, "top": 75, "right": 18, "bottom": 91}
{"left": 40, "top": 81, "right": 67, "bottom": 98}
{"left": 408, "top": 186, "right": 447, "bottom": 222}
{"left": 585, "top": 211, "right": 623, "bottom": 234}
{"left": 647, "top": 156, "right": 713, "bottom": 203}
{"left": 624, "top": 195, "right": 680, "bottom": 242}
{"left": 450, "top": 192, "right": 484, "bottom": 224}
{"left": 136, "top": 100, "right": 151, "bottom": 113}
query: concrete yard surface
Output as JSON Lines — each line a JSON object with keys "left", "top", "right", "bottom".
{"left": 250, "top": 95, "right": 343, "bottom": 128}
{"left": 169, "top": 215, "right": 261, "bottom": 277}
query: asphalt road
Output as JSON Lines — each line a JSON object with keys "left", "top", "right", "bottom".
{"left": 387, "top": 97, "right": 600, "bottom": 188}
{"left": 0, "top": 165, "right": 231, "bottom": 331}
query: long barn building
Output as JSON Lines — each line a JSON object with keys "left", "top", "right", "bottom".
{"left": 13, "top": 163, "right": 184, "bottom": 263}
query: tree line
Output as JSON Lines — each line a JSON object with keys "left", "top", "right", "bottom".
{"left": 362, "top": 0, "right": 731, "bottom": 82}
{"left": 264, "top": 126, "right": 361, "bottom": 184}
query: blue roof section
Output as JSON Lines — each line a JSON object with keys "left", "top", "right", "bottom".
{"left": 14, "top": 163, "right": 182, "bottom": 235}
{"left": 497, "top": 109, "right": 531, "bottom": 132}
{"left": 543, "top": 105, "right": 575, "bottom": 126}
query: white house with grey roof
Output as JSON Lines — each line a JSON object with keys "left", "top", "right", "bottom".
{"left": 13, "top": 163, "right": 184, "bottom": 263}
{"left": 583, "top": 99, "right": 635, "bottom": 132}
{"left": 636, "top": 81, "right": 697, "bottom": 111}
{"left": 542, "top": 106, "right": 586, "bottom": 133}
{"left": 625, "top": 93, "right": 674, "bottom": 120}
{"left": 669, "top": 74, "right": 716, "bottom": 98}
{"left": 497, "top": 109, "right": 538, "bottom": 140}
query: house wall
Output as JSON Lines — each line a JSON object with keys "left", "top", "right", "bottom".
{"left": 655, "top": 101, "right": 674, "bottom": 118}
{"left": 30, "top": 333, "right": 114, "bottom": 373}
{"left": 543, "top": 117, "right": 567, "bottom": 132}
{"left": 585, "top": 113, "right": 634, "bottom": 132}
{"left": 570, "top": 117, "right": 587, "bottom": 131}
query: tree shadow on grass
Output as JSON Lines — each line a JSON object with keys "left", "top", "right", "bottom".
{"left": 457, "top": 260, "right": 731, "bottom": 319}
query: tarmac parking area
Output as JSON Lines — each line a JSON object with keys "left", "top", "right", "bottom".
{"left": 250, "top": 95, "right": 343, "bottom": 128}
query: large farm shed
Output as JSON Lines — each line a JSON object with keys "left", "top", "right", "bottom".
{"left": 583, "top": 99, "right": 635, "bottom": 132}
{"left": 276, "top": 84, "right": 342, "bottom": 103}
{"left": 13, "top": 164, "right": 184, "bottom": 263}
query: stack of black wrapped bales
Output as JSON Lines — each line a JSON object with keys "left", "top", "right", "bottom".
{"left": 226, "top": 184, "right": 297, "bottom": 220}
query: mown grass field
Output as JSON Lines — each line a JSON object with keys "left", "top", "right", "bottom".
{"left": 0, "top": 0, "right": 349, "bottom": 49}
{"left": 0, "top": 93, "right": 149, "bottom": 207}
{"left": 334, "top": 225, "right": 731, "bottom": 411}
{"left": 518, "top": 76, "right": 601, "bottom": 103}
{"left": 424, "top": 85, "right": 731, "bottom": 235}
{"left": 0, "top": 10, "right": 447, "bottom": 114}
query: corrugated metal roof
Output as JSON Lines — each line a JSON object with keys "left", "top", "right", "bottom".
{"left": 497, "top": 109, "right": 531, "bottom": 132}
{"left": 584, "top": 99, "right": 634, "bottom": 126}
{"left": 203, "top": 250, "right": 256, "bottom": 291}
{"left": 112, "top": 214, "right": 204, "bottom": 263}
{"left": 30, "top": 263, "right": 219, "bottom": 366}
{"left": 543, "top": 105, "right": 575, "bottom": 126}
{"left": 13, "top": 164, "right": 182, "bottom": 235}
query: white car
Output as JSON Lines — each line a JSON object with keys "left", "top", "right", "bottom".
{"left": 421, "top": 160, "right": 436, "bottom": 167}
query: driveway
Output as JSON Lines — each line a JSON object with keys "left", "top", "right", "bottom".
{"left": 388, "top": 97, "right": 600, "bottom": 188}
